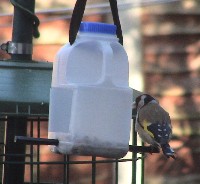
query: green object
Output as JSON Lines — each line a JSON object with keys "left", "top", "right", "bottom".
{"left": 0, "top": 60, "right": 52, "bottom": 116}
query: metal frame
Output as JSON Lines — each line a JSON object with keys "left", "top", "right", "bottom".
{"left": 0, "top": 115, "right": 145, "bottom": 184}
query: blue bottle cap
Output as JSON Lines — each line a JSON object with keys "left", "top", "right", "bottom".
{"left": 79, "top": 22, "right": 116, "bottom": 35}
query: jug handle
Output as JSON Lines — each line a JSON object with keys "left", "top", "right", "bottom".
{"left": 97, "top": 42, "right": 114, "bottom": 85}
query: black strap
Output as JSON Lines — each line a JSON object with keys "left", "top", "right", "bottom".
{"left": 109, "top": 0, "right": 123, "bottom": 45}
{"left": 69, "top": 0, "right": 87, "bottom": 45}
{"left": 69, "top": 0, "right": 123, "bottom": 45}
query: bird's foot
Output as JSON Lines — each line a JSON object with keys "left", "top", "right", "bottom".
{"left": 165, "top": 153, "right": 177, "bottom": 160}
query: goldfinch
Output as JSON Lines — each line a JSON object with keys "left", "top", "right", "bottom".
{"left": 133, "top": 94, "right": 176, "bottom": 159}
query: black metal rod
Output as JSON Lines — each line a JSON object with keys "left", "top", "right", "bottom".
{"left": 11, "top": 0, "right": 35, "bottom": 61}
{"left": 141, "top": 142, "right": 145, "bottom": 184}
{"left": 37, "top": 118, "right": 41, "bottom": 184}
{"left": 30, "top": 119, "right": 34, "bottom": 184}
{"left": 63, "top": 155, "right": 67, "bottom": 184}
{"left": 14, "top": 136, "right": 59, "bottom": 145}
{"left": 66, "top": 155, "right": 70, "bottom": 184}
{"left": 129, "top": 145, "right": 160, "bottom": 153}
{"left": 3, "top": 117, "right": 27, "bottom": 184}
{"left": 0, "top": 158, "right": 148, "bottom": 165}
{"left": 115, "top": 159, "right": 118, "bottom": 184}
{"left": 132, "top": 118, "right": 137, "bottom": 184}
{"left": 92, "top": 156, "right": 96, "bottom": 184}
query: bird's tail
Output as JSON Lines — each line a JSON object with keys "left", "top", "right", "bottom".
{"left": 161, "top": 143, "right": 176, "bottom": 159}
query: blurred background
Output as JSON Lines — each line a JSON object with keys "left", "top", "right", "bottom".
{"left": 0, "top": 0, "right": 200, "bottom": 184}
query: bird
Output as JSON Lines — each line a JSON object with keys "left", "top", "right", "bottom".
{"left": 132, "top": 94, "right": 176, "bottom": 159}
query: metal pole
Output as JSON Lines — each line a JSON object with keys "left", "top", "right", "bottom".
{"left": 3, "top": 117, "right": 27, "bottom": 184}
{"left": 11, "top": 0, "right": 35, "bottom": 61}
{"left": 3, "top": 1, "right": 36, "bottom": 184}
{"left": 132, "top": 118, "right": 137, "bottom": 184}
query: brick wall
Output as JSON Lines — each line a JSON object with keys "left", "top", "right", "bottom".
{"left": 141, "top": 1, "right": 200, "bottom": 183}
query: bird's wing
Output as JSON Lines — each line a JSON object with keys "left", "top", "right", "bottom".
{"left": 138, "top": 103, "right": 172, "bottom": 144}
{"left": 138, "top": 103, "right": 170, "bottom": 124}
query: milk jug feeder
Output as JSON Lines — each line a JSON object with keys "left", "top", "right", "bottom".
{"left": 48, "top": 22, "right": 133, "bottom": 158}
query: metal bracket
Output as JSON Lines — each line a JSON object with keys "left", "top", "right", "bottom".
{"left": 0, "top": 41, "right": 33, "bottom": 55}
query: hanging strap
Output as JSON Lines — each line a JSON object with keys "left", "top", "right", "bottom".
{"left": 109, "top": 0, "right": 123, "bottom": 45}
{"left": 69, "top": 0, "right": 123, "bottom": 45}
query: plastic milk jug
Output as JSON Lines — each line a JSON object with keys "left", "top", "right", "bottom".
{"left": 48, "top": 22, "right": 133, "bottom": 158}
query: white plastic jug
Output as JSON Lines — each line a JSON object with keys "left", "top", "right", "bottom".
{"left": 48, "top": 22, "right": 133, "bottom": 158}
